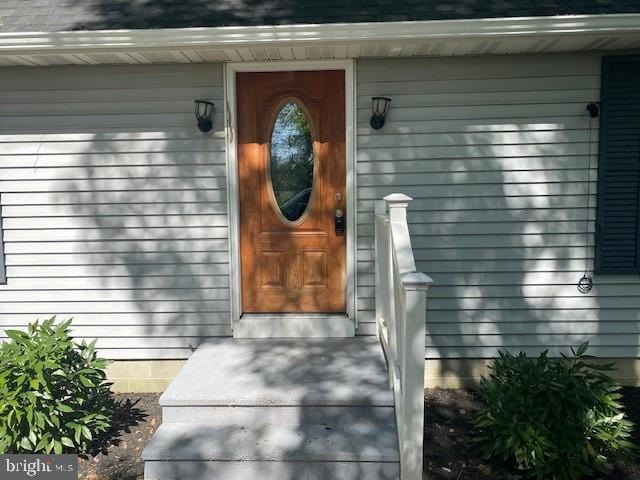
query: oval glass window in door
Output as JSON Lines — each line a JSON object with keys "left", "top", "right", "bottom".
{"left": 270, "top": 102, "right": 314, "bottom": 222}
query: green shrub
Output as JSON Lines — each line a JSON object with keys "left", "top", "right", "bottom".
{"left": 473, "top": 342, "right": 636, "bottom": 480}
{"left": 0, "top": 317, "right": 115, "bottom": 454}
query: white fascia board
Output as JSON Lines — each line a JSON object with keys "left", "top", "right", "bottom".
{"left": 0, "top": 14, "right": 640, "bottom": 55}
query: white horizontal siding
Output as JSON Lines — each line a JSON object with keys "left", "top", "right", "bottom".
{"left": 4, "top": 54, "right": 638, "bottom": 361}
{"left": 356, "top": 53, "right": 640, "bottom": 358}
{"left": 0, "top": 63, "right": 229, "bottom": 359}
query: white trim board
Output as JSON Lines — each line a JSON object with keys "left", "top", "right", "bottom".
{"left": 224, "top": 59, "right": 357, "bottom": 335}
{"left": 3, "top": 14, "right": 640, "bottom": 67}
{"left": 2, "top": 14, "right": 640, "bottom": 55}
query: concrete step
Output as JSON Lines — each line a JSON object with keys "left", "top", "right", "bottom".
{"left": 143, "top": 420, "right": 399, "bottom": 480}
{"left": 159, "top": 337, "right": 394, "bottom": 407}
{"left": 145, "top": 460, "right": 400, "bottom": 480}
{"left": 163, "top": 404, "right": 396, "bottom": 425}
{"left": 143, "top": 420, "right": 399, "bottom": 462}
{"left": 143, "top": 337, "right": 398, "bottom": 479}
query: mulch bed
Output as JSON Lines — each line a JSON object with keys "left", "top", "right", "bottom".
{"left": 424, "top": 386, "right": 640, "bottom": 480}
{"left": 78, "top": 394, "right": 160, "bottom": 480}
{"left": 77, "top": 388, "right": 640, "bottom": 480}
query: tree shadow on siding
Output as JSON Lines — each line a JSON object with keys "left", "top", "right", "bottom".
{"left": 419, "top": 124, "right": 613, "bottom": 384}
{"left": 357, "top": 65, "right": 623, "bottom": 389}
{"left": 39, "top": 70, "right": 231, "bottom": 354}
{"left": 58, "top": 148, "right": 230, "bottom": 352}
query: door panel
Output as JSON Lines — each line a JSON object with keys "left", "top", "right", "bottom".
{"left": 238, "top": 71, "right": 346, "bottom": 313}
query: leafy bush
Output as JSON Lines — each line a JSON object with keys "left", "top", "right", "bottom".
{"left": 0, "top": 318, "right": 116, "bottom": 454}
{"left": 474, "top": 343, "right": 636, "bottom": 480}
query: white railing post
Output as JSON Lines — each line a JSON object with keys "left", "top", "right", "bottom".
{"left": 375, "top": 200, "right": 398, "bottom": 392}
{"left": 374, "top": 199, "right": 388, "bottom": 343}
{"left": 399, "top": 272, "right": 431, "bottom": 480}
{"left": 375, "top": 193, "right": 433, "bottom": 480}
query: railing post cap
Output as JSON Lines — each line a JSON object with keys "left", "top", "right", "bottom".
{"left": 383, "top": 193, "right": 413, "bottom": 204}
{"left": 401, "top": 271, "right": 434, "bottom": 289}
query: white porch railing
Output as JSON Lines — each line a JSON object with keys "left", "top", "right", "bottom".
{"left": 375, "top": 193, "right": 434, "bottom": 480}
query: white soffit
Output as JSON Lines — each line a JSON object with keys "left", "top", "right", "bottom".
{"left": 1, "top": 14, "right": 640, "bottom": 66}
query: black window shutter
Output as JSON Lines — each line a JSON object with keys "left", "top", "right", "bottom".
{"left": 0, "top": 192, "right": 4, "bottom": 284}
{"left": 595, "top": 56, "right": 640, "bottom": 274}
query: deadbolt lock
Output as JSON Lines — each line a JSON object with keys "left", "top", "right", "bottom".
{"left": 335, "top": 208, "right": 345, "bottom": 236}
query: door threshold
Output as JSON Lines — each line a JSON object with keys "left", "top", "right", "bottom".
{"left": 234, "top": 313, "right": 355, "bottom": 339}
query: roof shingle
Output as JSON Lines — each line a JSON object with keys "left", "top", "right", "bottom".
{"left": 1, "top": 0, "right": 639, "bottom": 33}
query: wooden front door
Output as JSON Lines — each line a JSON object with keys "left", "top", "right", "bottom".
{"left": 237, "top": 70, "right": 346, "bottom": 313}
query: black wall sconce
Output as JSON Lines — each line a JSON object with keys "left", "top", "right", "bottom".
{"left": 194, "top": 99, "right": 215, "bottom": 132}
{"left": 370, "top": 96, "right": 391, "bottom": 130}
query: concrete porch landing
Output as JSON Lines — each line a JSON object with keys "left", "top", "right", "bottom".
{"left": 142, "top": 337, "right": 399, "bottom": 480}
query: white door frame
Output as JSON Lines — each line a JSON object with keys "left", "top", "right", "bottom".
{"left": 223, "top": 59, "right": 357, "bottom": 330}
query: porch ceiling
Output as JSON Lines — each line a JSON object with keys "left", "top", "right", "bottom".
{"left": 1, "top": 15, "right": 640, "bottom": 67}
